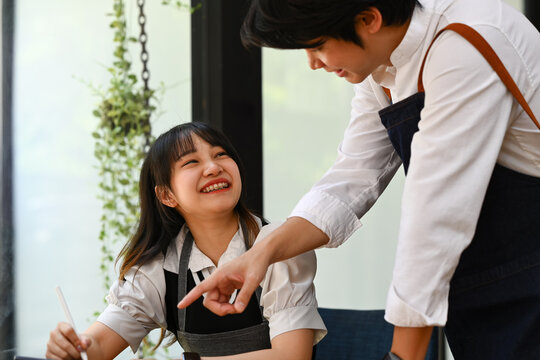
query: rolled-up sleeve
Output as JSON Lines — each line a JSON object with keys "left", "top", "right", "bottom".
{"left": 97, "top": 257, "right": 167, "bottom": 353}
{"left": 257, "top": 223, "right": 327, "bottom": 345}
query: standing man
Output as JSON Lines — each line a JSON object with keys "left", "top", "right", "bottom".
{"left": 180, "top": 0, "right": 540, "bottom": 359}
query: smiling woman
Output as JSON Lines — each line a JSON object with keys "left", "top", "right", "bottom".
{"left": 45, "top": 122, "right": 326, "bottom": 360}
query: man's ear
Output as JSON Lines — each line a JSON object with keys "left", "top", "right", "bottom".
{"left": 155, "top": 186, "right": 178, "bottom": 208}
{"left": 355, "top": 7, "right": 383, "bottom": 35}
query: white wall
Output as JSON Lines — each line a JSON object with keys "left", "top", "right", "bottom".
{"left": 13, "top": 1, "right": 190, "bottom": 358}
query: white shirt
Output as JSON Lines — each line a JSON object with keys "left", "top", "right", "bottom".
{"left": 97, "top": 221, "right": 327, "bottom": 353}
{"left": 291, "top": 0, "right": 540, "bottom": 327}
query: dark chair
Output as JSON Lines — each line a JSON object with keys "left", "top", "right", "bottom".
{"left": 314, "top": 308, "right": 440, "bottom": 360}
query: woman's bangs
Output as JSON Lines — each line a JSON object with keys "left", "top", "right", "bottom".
{"left": 171, "top": 131, "right": 197, "bottom": 162}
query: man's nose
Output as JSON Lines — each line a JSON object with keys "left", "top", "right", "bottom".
{"left": 305, "top": 50, "right": 324, "bottom": 70}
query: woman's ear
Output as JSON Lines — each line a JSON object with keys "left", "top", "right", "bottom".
{"left": 155, "top": 186, "right": 178, "bottom": 208}
{"left": 355, "top": 7, "right": 383, "bottom": 35}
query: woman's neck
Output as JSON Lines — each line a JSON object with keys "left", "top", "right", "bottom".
{"left": 185, "top": 212, "right": 240, "bottom": 265}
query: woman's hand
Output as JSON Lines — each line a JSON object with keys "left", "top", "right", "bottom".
{"left": 46, "top": 321, "right": 128, "bottom": 360}
{"left": 46, "top": 322, "right": 90, "bottom": 360}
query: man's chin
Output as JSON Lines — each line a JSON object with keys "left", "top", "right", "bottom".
{"left": 345, "top": 77, "right": 364, "bottom": 84}
{"left": 344, "top": 75, "right": 364, "bottom": 84}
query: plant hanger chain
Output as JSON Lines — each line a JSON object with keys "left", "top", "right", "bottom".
{"left": 137, "top": 0, "right": 150, "bottom": 105}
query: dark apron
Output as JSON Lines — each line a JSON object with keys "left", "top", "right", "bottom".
{"left": 379, "top": 24, "right": 540, "bottom": 359}
{"left": 164, "top": 222, "right": 271, "bottom": 356}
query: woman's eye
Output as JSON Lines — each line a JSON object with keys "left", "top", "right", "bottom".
{"left": 182, "top": 159, "right": 197, "bottom": 167}
{"left": 216, "top": 151, "right": 228, "bottom": 158}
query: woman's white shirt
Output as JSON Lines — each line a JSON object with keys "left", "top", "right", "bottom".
{"left": 290, "top": 0, "right": 540, "bottom": 327}
{"left": 97, "top": 221, "right": 326, "bottom": 353}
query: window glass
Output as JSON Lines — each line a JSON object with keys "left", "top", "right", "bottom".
{"left": 506, "top": 0, "right": 524, "bottom": 11}
{"left": 262, "top": 48, "right": 403, "bottom": 310}
{"left": 13, "top": 1, "right": 190, "bottom": 358}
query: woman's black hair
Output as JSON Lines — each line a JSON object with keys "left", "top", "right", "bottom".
{"left": 241, "top": 0, "right": 420, "bottom": 49}
{"left": 117, "top": 122, "right": 260, "bottom": 279}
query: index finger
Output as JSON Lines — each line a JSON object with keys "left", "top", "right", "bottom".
{"left": 177, "top": 276, "right": 216, "bottom": 309}
{"left": 58, "top": 321, "right": 81, "bottom": 345}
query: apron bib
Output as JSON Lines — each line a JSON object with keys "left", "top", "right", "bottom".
{"left": 379, "top": 24, "right": 540, "bottom": 359}
{"left": 165, "top": 222, "right": 271, "bottom": 356}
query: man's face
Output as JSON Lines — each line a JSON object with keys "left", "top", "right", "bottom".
{"left": 303, "top": 9, "right": 395, "bottom": 84}
{"left": 304, "top": 32, "right": 389, "bottom": 84}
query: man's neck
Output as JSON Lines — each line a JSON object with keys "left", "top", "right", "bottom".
{"left": 384, "top": 18, "right": 412, "bottom": 66}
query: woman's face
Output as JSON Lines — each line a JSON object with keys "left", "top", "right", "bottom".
{"left": 161, "top": 135, "right": 242, "bottom": 220}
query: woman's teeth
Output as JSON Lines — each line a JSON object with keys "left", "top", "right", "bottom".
{"left": 202, "top": 182, "right": 229, "bottom": 193}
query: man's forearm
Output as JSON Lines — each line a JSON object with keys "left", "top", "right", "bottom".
{"left": 390, "top": 326, "right": 433, "bottom": 360}
{"left": 255, "top": 216, "right": 330, "bottom": 265}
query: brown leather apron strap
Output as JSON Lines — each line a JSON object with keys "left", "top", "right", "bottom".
{"left": 417, "top": 22, "right": 540, "bottom": 130}
{"left": 382, "top": 86, "right": 392, "bottom": 101}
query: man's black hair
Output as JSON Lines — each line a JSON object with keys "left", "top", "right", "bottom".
{"left": 241, "top": 0, "right": 420, "bottom": 49}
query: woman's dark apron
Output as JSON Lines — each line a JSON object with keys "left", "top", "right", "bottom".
{"left": 164, "top": 222, "right": 271, "bottom": 356}
{"left": 379, "top": 24, "right": 540, "bottom": 359}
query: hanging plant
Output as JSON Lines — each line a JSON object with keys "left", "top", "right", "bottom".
{"left": 90, "top": 0, "right": 162, "bottom": 358}
{"left": 161, "top": 0, "right": 202, "bottom": 13}
{"left": 92, "top": 0, "right": 154, "bottom": 295}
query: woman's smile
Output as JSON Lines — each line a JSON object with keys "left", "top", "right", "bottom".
{"left": 201, "top": 179, "right": 231, "bottom": 193}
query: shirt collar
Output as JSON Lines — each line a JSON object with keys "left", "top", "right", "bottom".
{"left": 163, "top": 221, "right": 247, "bottom": 275}
{"left": 164, "top": 217, "right": 262, "bottom": 275}
{"left": 372, "top": 2, "right": 431, "bottom": 86}
{"left": 189, "top": 222, "right": 246, "bottom": 274}
{"left": 188, "top": 241, "right": 217, "bottom": 275}
{"left": 390, "top": 3, "right": 431, "bottom": 68}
